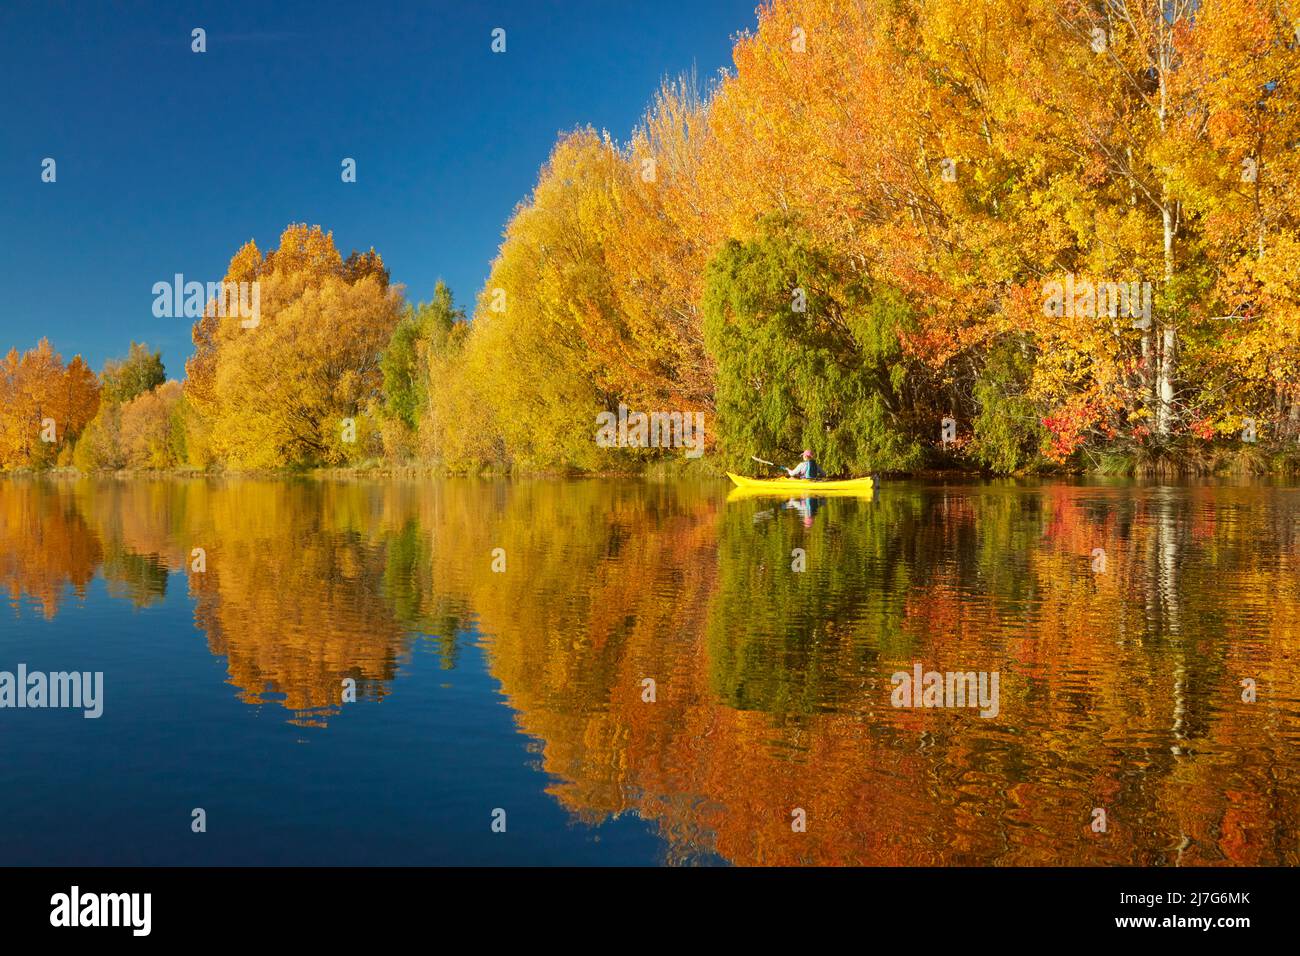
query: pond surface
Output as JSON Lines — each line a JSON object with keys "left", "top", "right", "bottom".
{"left": 1, "top": 476, "right": 1297, "bottom": 865}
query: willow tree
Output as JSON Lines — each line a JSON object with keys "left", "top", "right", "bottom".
{"left": 702, "top": 216, "right": 923, "bottom": 473}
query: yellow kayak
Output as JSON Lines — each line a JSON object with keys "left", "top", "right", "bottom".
{"left": 726, "top": 472, "right": 875, "bottom": 495}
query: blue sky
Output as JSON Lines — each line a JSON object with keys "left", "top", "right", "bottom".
{"left": 0, "top": 0, "right": 757, "bottom": 376}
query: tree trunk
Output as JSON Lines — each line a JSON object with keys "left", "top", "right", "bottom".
{"left": 1156, "top": 31, "right": 1177, "bottom": 439}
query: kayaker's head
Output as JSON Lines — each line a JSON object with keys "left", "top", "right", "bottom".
{"left": 801, "top": 449, "right": 813, "bottom": 460}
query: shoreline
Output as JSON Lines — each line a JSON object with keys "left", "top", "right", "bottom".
{"left": 5, "top": 441, "right": 1300, "bottom": 482}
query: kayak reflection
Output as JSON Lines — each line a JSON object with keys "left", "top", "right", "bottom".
{"left": 785, "top": 495, "right": 821, "bottom": 527}
{"left": 748, "top": 496, "right": 838, "bottom": 527}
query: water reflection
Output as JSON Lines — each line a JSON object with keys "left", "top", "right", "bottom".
{"left": 2, "top": 476, "right": 1298, "bottom": 864}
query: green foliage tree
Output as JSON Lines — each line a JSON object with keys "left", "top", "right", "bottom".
{"left": 101, "top": 342, "right": 165, "bottom": 406}
{"left": 970, "top": 339, "right": 1046, "bottom": 474}
{"left": 702, "top": 216, "right": 923, "bottom": 474}
{"left": 382, "top": 281, "right": 463, "bottom": 433}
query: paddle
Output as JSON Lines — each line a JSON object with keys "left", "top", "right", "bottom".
{"left": 751, "top": 455, "right": 788, "bottom": 476}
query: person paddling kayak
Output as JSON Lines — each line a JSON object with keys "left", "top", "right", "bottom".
{"left": 786, "top": 449, "right": 823, "bottom": 480}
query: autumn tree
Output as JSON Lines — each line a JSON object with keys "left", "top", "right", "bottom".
{"left": 186, "top": 224, "right": 404, "bottom": 469}
{"left": 120, "top": 380, "right": 185, "bottom": 469}
{"left": 73, "top": 403, "right": 125, "bottom": 472}
{"left": 0, "top": 339, "right": 99, "bottom": 469}
{"left": 444, "top": 131, "right": 622, "bottom": 471}
{"left": 603, "top": 74, "right": 718, "bottom": 412}
{"left": 1168, "top": 0, "right": 1300, "bottom": 440}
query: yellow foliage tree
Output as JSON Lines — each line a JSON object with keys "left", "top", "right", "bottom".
{"left": 446, "top": 131, "right": 621, "bottom": 471}
{"left": 187, "top": 225, "right": 403, "bottom": 469}
{"left": 120, "top": 380, "right": 185, "bottom": 469}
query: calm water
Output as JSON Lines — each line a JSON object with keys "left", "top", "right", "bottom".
{"left": 1, "top": 476, "right": 1298, "bottom": 866}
